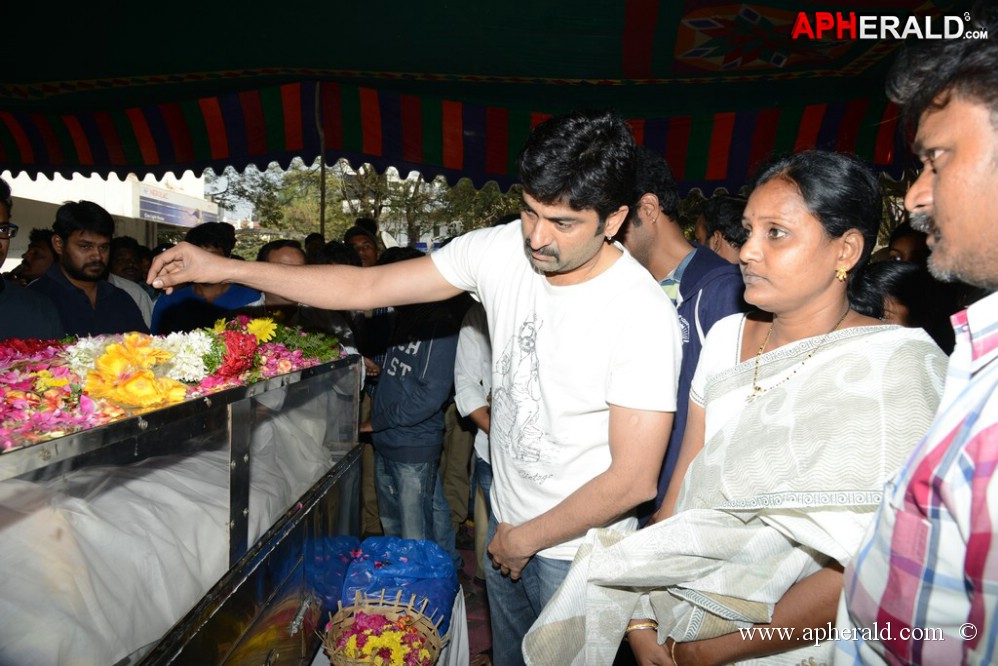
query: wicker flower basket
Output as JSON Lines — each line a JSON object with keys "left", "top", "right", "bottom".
{"left": 321, "top": 589, "right": 444, "bottom": 666}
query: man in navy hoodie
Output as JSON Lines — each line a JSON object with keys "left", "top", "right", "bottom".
{"left": 359, "top": 247, "right": 464, "bottom": 568}
{"left": 619, "top": 147, "right": 746, "bottom": 516}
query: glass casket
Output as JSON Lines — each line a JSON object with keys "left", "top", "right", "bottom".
{"left": 0, "top": 356, "right": 363, "bottom": 666}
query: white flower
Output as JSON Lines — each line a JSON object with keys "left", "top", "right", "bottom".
{"left": 155, "top": 331, "right": 214, "bottom": 382}
{"left": 62, "top": 336, "right": 116, "bottom": 377}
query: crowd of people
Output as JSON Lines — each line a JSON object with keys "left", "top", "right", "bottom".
{"left": 1, "top": 14, "right": 996, "bottom": 665}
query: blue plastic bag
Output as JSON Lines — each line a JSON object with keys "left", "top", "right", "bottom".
{"left": 340, "top": 536, "right": 459, "bottom": 634}
{"left": 307, "top": 534, "right": 362, "bottom": 615}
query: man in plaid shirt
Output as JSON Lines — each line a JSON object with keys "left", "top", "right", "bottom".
{"left": 837, "top": 8, "right": 998, "bottom": 664}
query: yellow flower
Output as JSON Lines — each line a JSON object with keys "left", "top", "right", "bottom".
{"left": 157, "top": 377, "right": 189, "bottom": 404}
{"left": 34, "top": 369, "right": 69, "bottom": 391}
{"left": 212, "top": 319, "right": 228, "bottom": 334}
{"left": 113, "top": 333, "right": 173, "bottom": 369}
{"left": 115, "top": 370, "right": 165, "bottom": 407}
{"left": 83, "top": 334, "right": 187, "bottom": 408}
{"left": 246, "top": 317, "right": 277, "bottom": 343}
{"left": 86, "top": 368, "right": 187, "bottom": 408}
{"left": 363, "top": 630, "right": 407, "bottom": 664}
{"left": 344, "top": 634, "right": 360, "bottom": 658}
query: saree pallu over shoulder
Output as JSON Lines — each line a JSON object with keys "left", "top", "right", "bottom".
{"left": 523, "top": 325, "right": 947, "bottom": 666}
{"left": 678, "top": 325, "right": 947, "bottom": 528}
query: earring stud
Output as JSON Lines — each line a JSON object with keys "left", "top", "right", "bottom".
{"left": 835, "top": 266, "right": 848, "bottom": 282}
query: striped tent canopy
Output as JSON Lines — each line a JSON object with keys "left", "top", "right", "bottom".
{"left": 2, "top": 0, "right": 959, "bottom": 192}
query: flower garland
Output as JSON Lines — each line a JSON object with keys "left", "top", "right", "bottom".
{"left": 0, "top": 317, "right": 341, "bottom": 452}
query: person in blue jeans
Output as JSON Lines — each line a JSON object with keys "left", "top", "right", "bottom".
{"left": 360, "top": 247, "right": 464, "bottom": 572}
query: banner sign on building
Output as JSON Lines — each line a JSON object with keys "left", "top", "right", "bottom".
{"left": 136, "top": 183, "right": 218, "bottom": 228}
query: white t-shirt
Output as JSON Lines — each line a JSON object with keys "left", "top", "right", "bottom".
{"left": 454, "top": 302, "right": 492, "bottom": 463}
{"left": 432, "top": 221, "right": 681, "bottom": 559}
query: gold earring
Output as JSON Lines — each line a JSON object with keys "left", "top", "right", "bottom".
{"left": 835, "top": 266, "right": 848, "bottom": 282}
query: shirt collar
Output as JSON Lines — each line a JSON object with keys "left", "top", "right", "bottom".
{"left": 659, "top": 248, "right": 698, "bottom": 307}
{"left": 669, "top": 247, "right": 697, "bottom": 285}
{"left": 956, "top": 290, "right": 998, "bottom": 370}
{"left": 45, "top": 262, "right": 111, "bottom": 296}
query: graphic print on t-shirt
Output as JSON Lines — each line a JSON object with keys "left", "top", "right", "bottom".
{"left": 491, "top": 314, "right": 552, "bottom": 484}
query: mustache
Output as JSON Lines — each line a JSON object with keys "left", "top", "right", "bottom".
{"left": 909, "top": 213, "right": 934, "bottom": 234}
{"left": 524, "top": 238, "right": 558, "bottom": 257}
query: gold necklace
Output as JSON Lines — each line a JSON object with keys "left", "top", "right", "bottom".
{"left": 748, "top": 309, "right": 850, "bottom": 403}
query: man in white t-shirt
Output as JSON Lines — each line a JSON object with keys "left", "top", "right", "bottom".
{"left": 148, "top": 109, "right": 682, "bottom": 664}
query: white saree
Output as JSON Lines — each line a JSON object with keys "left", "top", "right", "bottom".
{"left": 523, "top": 318, "right": 947, "bottom": 665}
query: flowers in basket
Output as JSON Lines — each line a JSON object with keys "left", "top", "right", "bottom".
{"left": 328, "top": 610, "right": 434, "bottom": 666}
{"left": 0, "top": 316, "right": 341, "bottom": 452}
{"left": 323, "top": 591, "right": 442, "bottom": 666}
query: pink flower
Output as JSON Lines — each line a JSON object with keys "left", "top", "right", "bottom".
{"left": 0, "top": 319, "right": 340, "bottom": 451}
{"left": 353, "top": 612, "right": 391, "bottom": 632}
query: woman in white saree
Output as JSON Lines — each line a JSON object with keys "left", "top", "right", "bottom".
{"left": 522, "top": 151, "right": 948, "bottom": 665}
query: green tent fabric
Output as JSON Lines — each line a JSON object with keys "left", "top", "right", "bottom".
{"left": 2, "top": 1, "right": 961, "bottom": 191}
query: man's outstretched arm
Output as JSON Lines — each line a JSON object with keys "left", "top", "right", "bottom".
{"left": 148, "top": 242, "right": 461, "bottom": 310}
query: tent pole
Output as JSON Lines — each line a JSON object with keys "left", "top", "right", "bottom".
{"left": 315, "top": 82, "right": 326, "bottom": 239}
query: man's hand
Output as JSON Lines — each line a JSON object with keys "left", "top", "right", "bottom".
{"left": 147, "top": 242, "right": 232, "bottom": 294}
{"left": 363, "top": 357, "right": 382, "bottom": 377}
{"left": 487, "top": 522, "right": 532, "bottom": 580}
{"left": 358, "top": 420, "right": 373, "bottom": 433}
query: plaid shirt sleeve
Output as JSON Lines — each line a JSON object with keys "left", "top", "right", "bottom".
{"left": 838, "top": 296, "right": 998, "bottom": 665}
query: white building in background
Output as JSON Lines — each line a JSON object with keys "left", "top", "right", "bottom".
{"left": 0, "top": 171, "right": 218, "bottom": 273}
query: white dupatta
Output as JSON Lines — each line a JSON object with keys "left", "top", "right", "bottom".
{"left": 523, "top": 324, "right": 946, "bottom": 665}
